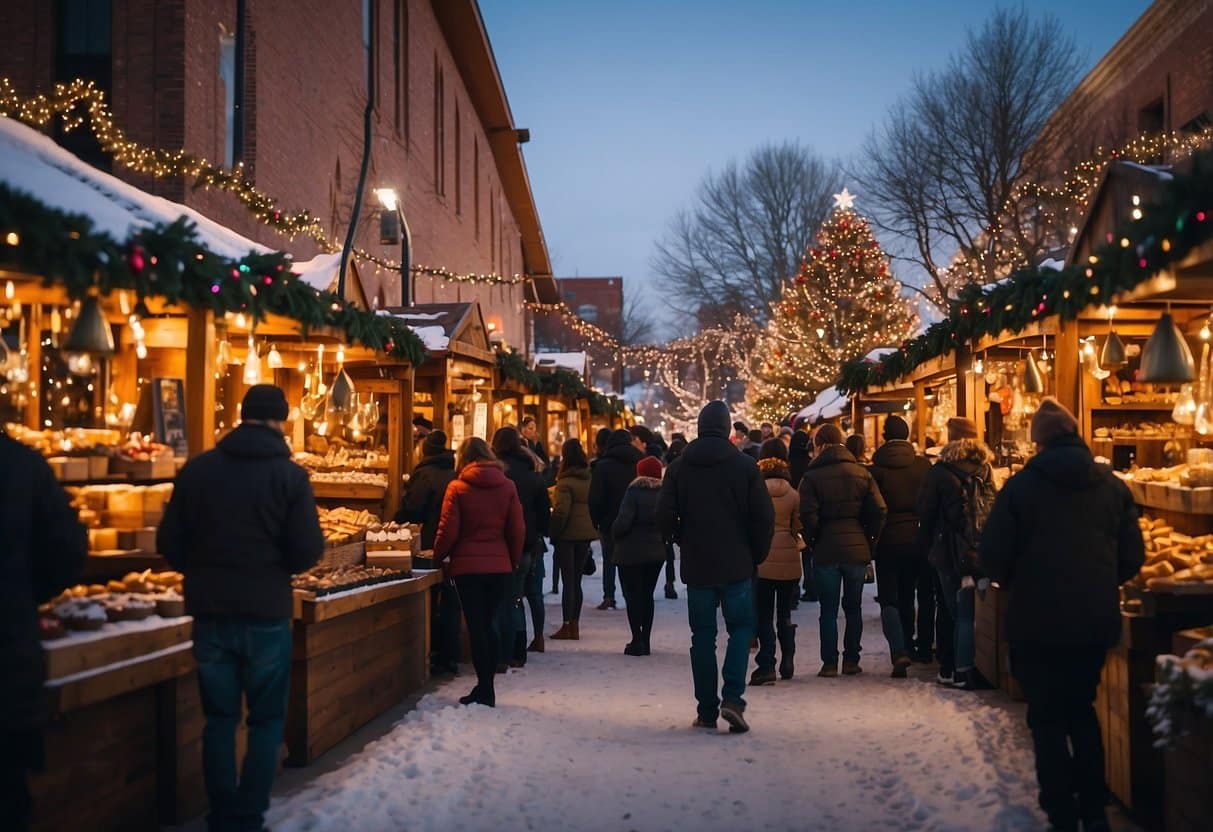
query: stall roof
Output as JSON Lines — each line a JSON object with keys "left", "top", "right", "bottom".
{"left": 533, "top": 351, "right": 588, "bottom": 376}
{"left": 0, "top": 115, "right": 268, "bottom": 261}
{"left": 379, "top": 302, "right": 492, "bottom": 359}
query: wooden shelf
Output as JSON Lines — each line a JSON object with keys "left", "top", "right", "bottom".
{"left": 1091, "top": 403, "right": 1178, "bottom": 412}
{"left": 1092, "top": 436, "right": 1189, "bottom": 443}
{"left": 310, "top": 482, "right": 387, "bottom": 501}
{"left": 59, "top": 476, "right": 177, "bottom": 486}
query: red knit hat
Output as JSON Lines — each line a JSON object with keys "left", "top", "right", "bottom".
{"left": 637, "top": 456, "right": 663, "bottom": 479}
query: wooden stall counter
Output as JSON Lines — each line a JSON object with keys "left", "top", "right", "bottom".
{"left": 30, "top": 616, "right": 196, "bottom": 832}
{"left": 287, "top": 570, "right": 441, "bottom": 766}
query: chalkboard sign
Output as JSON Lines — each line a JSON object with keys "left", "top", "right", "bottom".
{"left": 153, "top": 378, "right": 188, "bottom": 457}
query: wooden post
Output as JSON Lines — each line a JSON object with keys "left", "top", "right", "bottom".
{"left": 1054, "top": 321, "right": 1080, "bottom": 418}
{"left": 402, "top": 367, "right": 415, "bottom": 474}
{"left": 956, "top": 347, "right": 981, "bottom": 441}
{"left": 914, "top": 382, "right": 928, "bottom": 447}
{"left": 432, "top": 365, "right": 448, "bottom": 436}
{"left": 385, "top": 388, "right": 402, "bottom": 517}
{"left": 24, "top": 304, "right": 44, "bottom": 430}
{"left": 185, "top": 308, "right": 216, "bottom": 457}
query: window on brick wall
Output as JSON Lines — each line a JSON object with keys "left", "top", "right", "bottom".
{"left": 433, "top": 55, "right": 445, "bottom": 196}
{"left": 474, "top": 136, "right": 481, "bottom": 238}
{"left": 393, "top": 0, "right": 408, "bottom": 137}
{"left": 454, "top": 104, "right": 462, "bottom": 215}
{"left": 219, "top": 34, "right": 236, "bottom": 168}
{"left": 55, "top": 0, "right": 112, "bottom": 170}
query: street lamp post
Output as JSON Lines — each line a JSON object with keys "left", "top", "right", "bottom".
{"left": 374, "top": 188, "right": 413, "bottom": 307}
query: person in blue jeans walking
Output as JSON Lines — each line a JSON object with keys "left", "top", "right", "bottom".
{"left": 798, "top": 423, "right": 887, "bottom": 678}
{"left": 916, "top": 416, "right": 995, "bottom": 690}
{"left": 159, "top": 385, "right": 324, "bottom": 832}
{"left": 658, "top": 401, "right": 774, "bottom": 734}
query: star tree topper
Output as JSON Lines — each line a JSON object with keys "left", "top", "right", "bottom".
{"left": 833, "top": 187, "right": 856, "bottom": 211}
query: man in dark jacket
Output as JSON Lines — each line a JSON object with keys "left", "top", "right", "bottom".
{"left": 916, "top": 416, "right": 994, "bottom": 688}
{"left": 397, "top": 430, "right": 460, "bottom": 675}
{"left": 589, "top": 429, "right": 643, "bottom": 609}
{"left": 788, "top": 429, "right": 816, "bottom": 603}
{"left": 868, "top": 415, "right": 932, "bottom": 678}
{"left": 158, "top": 385, "right": 324, "bottom": 832}
{"left": 658, "top": 401, "right": 774, "bottom": 734}
{"left": 493, "top": 427, "right": 552, "bottom": 663}
{"left": 981, "top": 398, "right": 1144, "bottom": 832}
{"left": 1, "top": 433, "right": 87, "bottom": 830}
{"left": 800, "top": 423, "right": 887, "bottom": 678}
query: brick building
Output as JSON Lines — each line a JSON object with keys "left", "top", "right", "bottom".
{"left": 0, "top": 0, "right": 557, "bottom": 352}
{"left": 1040, "top": 0, "right": 1213, "bottom": 170}
{"left": 534, "top": 276, "right": 625, "bottom": 391}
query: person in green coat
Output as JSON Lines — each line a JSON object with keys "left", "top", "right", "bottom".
{"left": 549, "top": 439, "right": 597, "bottom": 640}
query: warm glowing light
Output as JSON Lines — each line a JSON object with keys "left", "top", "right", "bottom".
{"left": 374, "top": 188, "right": 399, "bottom": 211}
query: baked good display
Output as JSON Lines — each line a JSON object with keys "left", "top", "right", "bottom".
{"left": 309, "top": 470, "right": 389, "bottom": 488}
{"left": 102, "top": 593, "right": 156, "bottom": 622}
{"left": 53, "top": 598, "right": 108, "bottom": 631}
{"left": 153, "top": 588, "right": 186, "bottom": 618}
{"left": 1127, "top": 514, "right": 1213, "bottom": 592}
{"left": 292, "top": 564, "right": 406, "bottom": 596}
{"left": 317, "top": 506, "right": 376, "bottom": 546}
{"left": 39, "top": 615, "right": 68, "bottom": 641}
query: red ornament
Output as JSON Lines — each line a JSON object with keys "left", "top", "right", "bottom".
{"left": 796, "top": 275, "right": 806, "bottom": 284}
{"left": 128, "top": 244, "right": 146, "bottom": 276}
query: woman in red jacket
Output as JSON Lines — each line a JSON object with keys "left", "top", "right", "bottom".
{"left": 434, "top": 437, "right": 526, "bottom": 707}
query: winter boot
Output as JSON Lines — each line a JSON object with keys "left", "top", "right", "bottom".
{"left": 509, "top": 631, "right": 528, "bottom": 668}
{"left": 749, "top": 667, "right": 777, "bottom": 686}
{"left": 721, "top": 701, "right": 749, "bottom": 734}
{"left": 692, "top": 715, "right": 718, "bottom": 730}
{"left": 551, "top": 620, "right": 578, "bottom": 640}
{"left": 624, "top": 641, "right": 646, "bottom": 656}
{"left": 458, "top": 686, "right": 482, "bottom": 706}
{"left": 841, "top": 660, "right": 862, "bottom": 676}
{"left": 528, "top": 634, "right": 545, "bottom": 653}
{"left": 664, "top": 582, "right": 678, "bottom": 600}
{"left": 596, "top": 597, "right": 616, "bottom": 610}
{"left": 818, "top": 664, "right": 839, "bottom": 678}
{"left": 891, "top": 651, "right": 912, "bottom": 679}
{"left": 777, "top": 623, "right": 796, "bottom": 680}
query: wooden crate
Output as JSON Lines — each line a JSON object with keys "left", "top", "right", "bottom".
{"left": 1165, "top": 711, "right": 1213, "bottom": 832}
{"left": 286, "top": 573, "right": 438, "bottom": 765}
{"left": 1097, "top": 639, "right": 1165, "bottom": 823}
{"left": 317, "top": 539, "right": 365, "bottom": 569}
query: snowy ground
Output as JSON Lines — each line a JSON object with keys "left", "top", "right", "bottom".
{"left": 264, "top": 544, "right": 1140, "bottom": 832}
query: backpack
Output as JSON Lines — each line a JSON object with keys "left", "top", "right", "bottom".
{"left": 949, "top": 465, "right": 996, "bottom": 576}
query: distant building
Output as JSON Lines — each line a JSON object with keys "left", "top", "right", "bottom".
{"left": 0, "top": 0, "right": 558, "bottom": 352}
{"left": 534, "top": 276, "right": 624, "bottom": 391}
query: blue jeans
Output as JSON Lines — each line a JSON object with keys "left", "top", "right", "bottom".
{"left": 938, "top": 573, "right": 976, "bottom": 672}
{"left": 601, "top": 533, "right": 618, "bottom": 601}
{"left": 687, "top": 579, "right": 755, "bottom": 720}
{"left": 813, "top": 563, "right": 867, "bottom": 665}
{"left": 192, "top": 615, "right": 293, "bottom": 832}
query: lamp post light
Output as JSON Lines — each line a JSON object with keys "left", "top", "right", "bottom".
{"left": 375, "top": 188, "right": 413, "bottom": 306}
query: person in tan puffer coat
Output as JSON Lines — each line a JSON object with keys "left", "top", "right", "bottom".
{"left": 751, "top": 439, "right": 802, "bottom": 685}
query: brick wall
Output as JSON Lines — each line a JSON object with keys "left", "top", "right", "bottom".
{"left": 0, "top": 0, "right": 533, "bottom": 350}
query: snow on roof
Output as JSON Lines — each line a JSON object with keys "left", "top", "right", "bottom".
{"left": 864, "top": 347, "right": 897, "bottom": 362}
{"left": 292, "top": 252, "right": 343, "bottom": 292}
{"left": 1118, "top": 161, "right": 1174, "bottom": 181}
{"left": 374, "top": 310, "right": 450, "bottom": 351}
{"left": 533, "top": 351, "right": 588, "bottom": 374}
{"left": 798, "top": 386, "right": 849, "bottom": 423}
{"left": 1038, "top": 258, "right": 1065, "bottom": 272}
{"left": 0, "top": 115, "right": 269, "bottom": 261}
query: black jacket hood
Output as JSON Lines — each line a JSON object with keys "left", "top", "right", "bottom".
{"left": 218, "top": 423, "right": 291, "bottom": 459}
{"left": 1026, "top": 434, "right": 1103, "bottom": 489}
{"left": 872, "top": 439, "right": 916, "bottom": 469}
{"left": 808, "top": 444, "right": 859, "bottom": 470}
{"left": 682, "top": 435, "right": 741, "bottom": 466}
{"left": 604, "top": 442, "right": 643, "bottom": 465}
{"left": 697, "top": 400, "right": 732, "bottom": 439}
{"left": 416, "top": 450, "right": 455, "bottom": 471}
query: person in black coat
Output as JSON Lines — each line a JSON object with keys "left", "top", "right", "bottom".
{"left": 658, "top": 401, "right": 774, "bottom": 733}
{"left": 867, "top": 415, "right": 932, "bottom": 677}
{"left": 492, "top": 427, "right": 552, "bottom": 663}
{"left": 799, "top": 423, "right": 887, "bottom": 677}
{"left": 660, "top": 436, "right": 689, "bottom": 599}
{"left": 589, "top": 429, "right": 643, "bottom": 609}
{"left": 1, "top": 432, "right": 87, "bottom": 829}
{"left": 158, "top": 386, "right": 324, "bottom": 832}
{"left": 980, "top": 399, "right": 1144, "bottom": 832}
{"left": 396, "top": 430, "right": 460, "bottom": 675}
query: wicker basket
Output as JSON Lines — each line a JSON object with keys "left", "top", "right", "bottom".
{"left": 318, "top": 540, "right": 365, "bottom": 569}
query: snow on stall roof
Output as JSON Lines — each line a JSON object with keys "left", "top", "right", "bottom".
{"left": 798, "top": 386, "right": 848, "bottom": 422}
{"left": 864, "top": 347, "right": 897, "bottom": 361}
{"left": 292, "top": 252, "right": 343, "bottom": 292}
{"left": 375, "top": 311, "right": 451, "bottom": 351}
{"left": 0, "top": 115, "right": 269, "bottom": 261}
{"left": 1038, "top": 257, "right": 1065, "bottom": 272}
{"left": 533, "top": 351, "right": 588, "bottom": 374}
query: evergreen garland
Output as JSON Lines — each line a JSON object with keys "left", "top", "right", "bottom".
{"left": 0, "top": 183, "right": 426, "bottom": 366}
{"left": 837, "top": 150, "right": 1213, "bottom": 394}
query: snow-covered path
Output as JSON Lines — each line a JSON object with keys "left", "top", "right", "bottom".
{"left": 265, "top": 546, "right": 1129, "bottom": 832}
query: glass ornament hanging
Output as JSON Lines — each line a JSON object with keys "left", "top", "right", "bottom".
{"left": 1173, "top": 383, "right": 1197, "bottom": 426}
{"left": 1194, "top": 343, "right": 1212, "bottom": 435}
{"left": 242, "top": 335, "right": 262, "bottom": 385}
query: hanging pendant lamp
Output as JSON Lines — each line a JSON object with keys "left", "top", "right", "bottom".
{"left": 62, "top": 295, "right": 115, "bottom": 358}
{"left": 1023, "top": 351, "right": 1044, "bottom": 393}
{"left": 1100, "top": 330, "right": 1127, "bottom": 370}
{"left": 328, "top": 366, "right": 356, "bottom": 413}
{"left": 1140, "top": 306, "right": 1196, "bottom": 383}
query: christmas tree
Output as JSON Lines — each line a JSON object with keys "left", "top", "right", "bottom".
{"left": 749, "top": 189, "right": 917, "bottom": 422}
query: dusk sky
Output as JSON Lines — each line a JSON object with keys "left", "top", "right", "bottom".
{"left": 480, "top": 0, "right": 1151, "bottom": 313}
